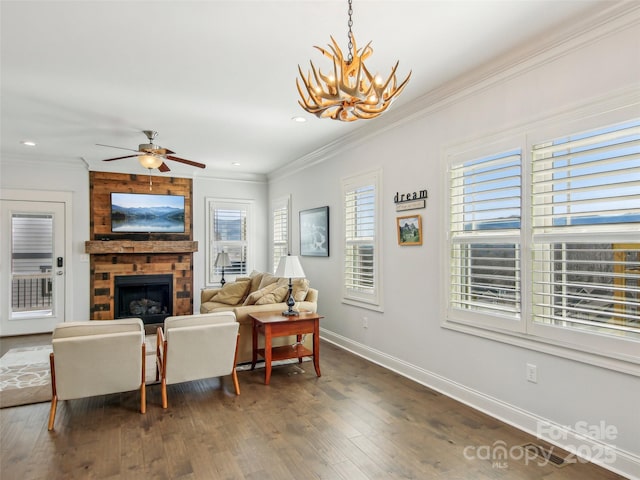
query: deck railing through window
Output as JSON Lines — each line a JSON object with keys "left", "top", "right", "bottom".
{"left": 11, "top": 273, "right": 53, "bottom": 312}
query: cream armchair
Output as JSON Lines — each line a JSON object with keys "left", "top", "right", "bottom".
{"left": 48, "top": 318, "right": 146, "bottom": 431}
{"left": 156, "top": 312, "right": 240, "bottom": 409}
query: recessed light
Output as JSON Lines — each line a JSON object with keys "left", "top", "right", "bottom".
{"left": 21, "top": 140, "right": 37, "bottom": 147}
{"left": 291, "top": 116, "right": 306, "bottom": 123}
{"left": 232, "top": 162, "right": 241, "bottom": 166}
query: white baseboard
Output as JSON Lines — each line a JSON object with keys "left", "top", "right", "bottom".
{"left": 320, "top": 329, "right": 640, "bottom": 480}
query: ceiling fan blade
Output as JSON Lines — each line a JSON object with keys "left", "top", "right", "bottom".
{"left": 158, "top": 162, "right": 171, "bottom": 172}
{"left": 96, "top": 143, "right": 139, "bottom": 153}
{"left": 102, "top": 154, "right": 139, "bottom": 162}
{"left": 165, "top": 155, "right": 206, "bottom": 169}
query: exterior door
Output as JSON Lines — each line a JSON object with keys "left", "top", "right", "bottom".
{"left": 0, "top": 200, "right": 66, "bottom": 336}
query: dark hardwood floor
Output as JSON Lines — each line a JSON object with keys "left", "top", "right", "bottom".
{"left": 0, "top": 336, "right": 623, "bottom": 479}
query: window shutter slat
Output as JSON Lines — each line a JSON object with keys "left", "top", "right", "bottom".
{"left": 272, "top": 199, "right": 289, "bottom": 272}
{"left": 343, "top": 173, "right": 380, "bottom": 306}
{"left": 209, "top": 201, "right": 249, "bottom": 282}
{"left": 450, "top": 148, "right": 522, "bottom": 318}
{"left": 531, "top": 120, "right": 640, "bottom": 337}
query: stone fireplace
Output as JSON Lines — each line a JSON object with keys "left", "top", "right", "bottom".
{"left": 114, "top": 273, "right": 173, "bottom": 325}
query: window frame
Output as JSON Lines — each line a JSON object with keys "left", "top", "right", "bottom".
{"left": 448, "top": 142, "right": 525, "bottom": 333}
{"left": 342, "top": 169, "right": 383, "bottom": 311}
{"left": 526, "top": 116, "right": 640, "bottom": 363}
{"left": 271, "top": 195, "right": 290, "bottom": 274}
{"left": 443, "top": 100, "right": 640, "bottom": 373}
{"left": 205, "top": 197, "right": 254, "bottom": 286}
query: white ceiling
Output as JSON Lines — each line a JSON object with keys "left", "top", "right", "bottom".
{"left": 1, "top": 0, "right": 605, "bottom": 179}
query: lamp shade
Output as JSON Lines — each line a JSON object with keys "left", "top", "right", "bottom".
{"left": 138, "top": 154, "right": 163, "bottom": 169}
{"left": 214, "top": 252, "right": 232, "bottom": 268}
{"left": 275, "top": 255, "right": 305, "bottom": 279}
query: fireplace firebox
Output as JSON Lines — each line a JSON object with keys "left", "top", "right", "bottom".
{"left": 114, "top": 274, "right": 173, "bottom": 325}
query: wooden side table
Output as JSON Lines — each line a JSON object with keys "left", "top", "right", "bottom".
{"left": 248, "top": 311, "right": 323, "bottom": 385}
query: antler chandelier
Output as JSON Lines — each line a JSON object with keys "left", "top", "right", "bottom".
{"left": 296, "top": 0, "right": 411, "bottom": 122}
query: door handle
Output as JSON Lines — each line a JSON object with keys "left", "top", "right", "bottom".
{"left": 56, "top": 271, "right": 64, "bottom": 276}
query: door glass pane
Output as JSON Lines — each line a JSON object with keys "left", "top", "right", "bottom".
{"left": 11, "top": 213, "right": 54, "bottom": 317}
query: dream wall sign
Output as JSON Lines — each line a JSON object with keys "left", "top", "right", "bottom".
{"left": 394, "top": 189, "right": 427, "bottom": 211}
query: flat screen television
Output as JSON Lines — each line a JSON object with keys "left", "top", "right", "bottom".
{"left": 110, "top": 192, "right": 185, "bottom": 233}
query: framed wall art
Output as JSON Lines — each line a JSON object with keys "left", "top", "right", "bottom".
{"left": 300, "top": 206, "right": 329, "bottom": 256}
{"left": 397, "top": 214, "right": 422, "bottom": 246}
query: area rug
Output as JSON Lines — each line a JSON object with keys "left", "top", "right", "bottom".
{"left": 0, "top": 345, "right": 53, "bottom": 408}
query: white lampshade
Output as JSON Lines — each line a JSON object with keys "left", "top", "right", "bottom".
{"left": 138, "top": 154, "right": 163, "bottom": 169}
{"left": 275, "top": 255, "right": 305, "bottom": 279}
{"left": 214, "top": 252, "right": 232, "bottom": 268}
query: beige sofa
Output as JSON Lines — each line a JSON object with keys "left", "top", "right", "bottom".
{"left": 200, "top": 271, "right": 318, "bottom": 364}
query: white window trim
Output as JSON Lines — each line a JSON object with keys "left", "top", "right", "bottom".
{"left": 342, "top": 168, "right": 384, "bottom": 312}
{"left": 442, "top": 93, "right": 640, "bottom": 375}
{"left": 448, "top": 141, "right": 525, "bottom": 334}
{"left": 205, "top": 197, "right": 255, "bottom": 287}
{"left": 271, "top": 195, "right": 291, "bottom": 274}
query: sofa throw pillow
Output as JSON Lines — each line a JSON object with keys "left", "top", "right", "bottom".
{"left": 291, "top": 278, "right": 310, "bottom": 302}
{"left": 248, "top": 270, "right": 265, "bottom": 293}
{"left": 212, "top": 279, "right": 251, "bottom": 305}
{"left": 242, "top": 281, "right": 280, "bottom": 306}
{"left": 258, "top": 272, "right": 280, "bottom": 290}
{"left": 255, "top": 284, "right": 290, "bottom": 305}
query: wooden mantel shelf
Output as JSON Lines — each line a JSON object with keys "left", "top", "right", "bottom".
{"left": 85, "top": 240, "right": 198, "bottom": 254}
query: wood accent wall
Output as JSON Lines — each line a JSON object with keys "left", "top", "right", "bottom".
{"left": 89, "top": 171, "right": 193, "bottom": 241}
{"left": 87, "top": 171, "right": 197, "bottom": 320}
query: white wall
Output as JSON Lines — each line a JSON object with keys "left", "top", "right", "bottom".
{"left": 268, "top": 8, "right": 640, "bottom": 478}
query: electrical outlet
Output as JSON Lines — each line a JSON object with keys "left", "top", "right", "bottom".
{"left": 362, "top": 317, "right": 368, "bottom": 329}
{"left": 526, "top": 363, "right": 538, "bottom": 383}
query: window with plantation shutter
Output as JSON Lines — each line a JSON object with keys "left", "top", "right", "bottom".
{"left": 206, "top": 198, "right": 252, "bottom": 285}
{"left": 531, "top": 120, "right": 640, "bottom": 339}
{"left": 343, "top": 170, "right": 382, "bottom": 310}
{"left": 449, "top": 149, "right": 522, "bottom": 327}
{"left": 272, "top": 196, "right": 290, "bottom": 273}
{"left": 446, "top": 106, "right": 640, "bottom": 369}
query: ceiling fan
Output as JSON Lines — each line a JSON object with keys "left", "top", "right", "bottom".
{"left": 97, "top": 130, "right": 206, "bottom": 172}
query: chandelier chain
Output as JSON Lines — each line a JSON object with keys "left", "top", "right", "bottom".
{"left": 347, "top": 0, "right": 354, "bottom": 64}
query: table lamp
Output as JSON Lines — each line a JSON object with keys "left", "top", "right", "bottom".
{"left": 214, "top": 252, "right": 232, "bottom": 285}
{"left": 275, "top": 254, "right": 306, "bottom": 316}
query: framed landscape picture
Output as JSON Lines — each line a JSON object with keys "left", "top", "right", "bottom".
{"left": 397, "top": 214, "right": 422, "bottom": 246}
{"left": 300, "top": 206, "right": 329, "bottom": 256}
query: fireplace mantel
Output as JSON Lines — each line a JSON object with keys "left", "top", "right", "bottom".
{"left": 85, "top": 240, "right": 198, "bottom": 255}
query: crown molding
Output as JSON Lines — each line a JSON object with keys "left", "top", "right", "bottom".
{"left": 0, "top": 152, "right": 267, "bottom": 184}
{"left": 0, "top": 152, "right": 86, "bottom": 170}
{"left": 268, "top": 1, "right": 640, "bottom": 184}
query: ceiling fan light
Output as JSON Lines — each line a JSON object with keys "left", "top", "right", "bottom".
{"left": 138, "top": 154, "right": 163, "bottom": 169}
